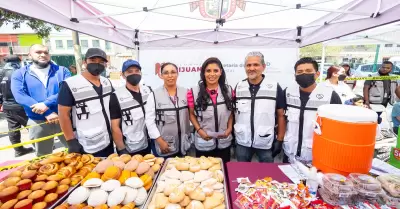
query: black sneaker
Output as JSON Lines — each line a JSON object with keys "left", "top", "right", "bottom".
{"left": 15, "top": 147, "right": 34, "bottom": 157}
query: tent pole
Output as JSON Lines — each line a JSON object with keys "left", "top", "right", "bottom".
{"left": 373, "top": 44, "right": 381, "bottom": 73}
{"left": 320, "top": 44, "right": 326, "bottom": 83}
{"left": 72, "top": 31, "right": 83, "bottom": 74}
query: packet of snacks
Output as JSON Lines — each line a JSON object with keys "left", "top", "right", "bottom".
{"left": 234, "top": 193, "right": 254, "bottom": 209}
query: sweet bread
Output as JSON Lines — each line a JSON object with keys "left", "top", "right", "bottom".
{"left": 135, "top": 162, "right": 150, "bottom": 175}
{"left": 81, "top": 154, "right": 95, "bottom": 165}
{"left": 16, "top": 179, "right": 32, "bottom": 191}
{"left": 179, "top": 196, "right": 190, "bottom": 207}
{"left": 107, "top": 153, "right": 118, "bottom": 160}
{"left": 35, "top": 175, "right": 48, "bottom": 182}
{"left": 44, "top": 193, "right": 58, "bottom": 204}
{"left": 52, "top": 152, "right": 66, "bottom": 158}
{"left": 120, "top": 154, "right": 131, "bottom": 164}
{"left": 47, "top": 175, "right": 64, "bottom": 182}
{"left": 39, "top": 163, "right": 59, "bottom": 176}
{"left": 4, "top": 177, "right": 21, "bottom": 187}
{"left": 32, "top": 202, "right": 47, "bottom": 209}
{"left": 16, "top": 190, "right": 32, "bottom": 200}
{"left": 42, "top": 181, "right": 58, "bottom": 193}
{"left": 28, "top": 190, "right": 46, "bottom": 203}
{"left": 21, "top": 170, "right": 37, "bottom": 180}
{"left": 95, "top": 160, "right": 114, "bottom": 174}
{"left": 57, "top": 166, "right": 76, "bottom": 178}
{"left": 186, "top": 200, "right": 204, "bottom": 209}
{"left": 31, "top": 182, "right": 45, "bottom": 191}
{"left": 64, "top": 153, "right": 81, "bottom": 164}
{"left": 0, "top": 199, "right": 18, "bottom": 209}
{"left": 8, "top": 171, "right": 22, "bottom": 178}
{"left": 0, "top": 186, "right": 19, "bottom": 203}
{"left": 40, "top": 156, "right": 64, "bottom": 165}
{"left": 26, "top": 162, "right": 41, "bottom": 171}
{"left": 14, "top": 199, "right": 33, "bottom": 209}
{"left": 132, "top": 155, "right": 143, "bottom": 162}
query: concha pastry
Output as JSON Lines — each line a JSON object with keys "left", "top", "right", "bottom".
{"left": 151, "top": 164, "right": 161, "bottom": 173}
{"left": 199, "top": 160, "right": 212, "bottom": 170}
{"left": 176, "top": 163, "right": 189, "bottom": 171}
{"left": 200, "top": 178, "right": 217, "bottom": 187}
{"left": 208, "top": 164, "right": 221, "bottom": 172}
{"left": 144, "top": 154, "right": 155, "bottom": 160}
{"left": 87, "top": 189, "right": 108, "bottom": 207}
{"left": 124, "top": 160, "right": 139, "bottom": 172}
{"left": 180, "top": 171, "right": 194, "bottom": 182}
{"left": 135, "top": 162, "right": 150, "bottom": 175}
{"left": 189, "top": 165, "right": 201, "bottom": 173}
{"left": 121, "top": 187, "right": 138, "bottom": 205}
{"left": 156, "top": 181, "right": 166, "bottom": 193}
{"left": 120, "top": 154, "right": 131, "bottom": 164}
{"left": 165, "top": 204, "right": 182, "bottom": 209}
{"left": 168, "top": 188, "right": 185, "bottom": 203}
{"left": 165, "top": 168, "right": 181, "bottom": 180}
{"left": 213, "top": 170, "right": 224, "bottom": 183}
{"left": 189, "top": 188, "right": 206, "bottom": 201}
{"left": 124, "top": 177, "right": 143, "bottom": 189}
{"left": 101, "top": 180, "right": 121, "bottom": 192}
{"left": 94, "top": 160, "right": 114, "bottom": 174}
{"left": 155, "top": 158, "right": 165, "bottom": 165}
{"left": 113, "top": 161, "right": 125, "bottom": 170}
{"left": 155, "top": 193, "right": 169, "bottom": 209}
{"left": 212, "top": 183, "right": 224, "bottom": 190}
{"left": 186, "top": 200, "right": 204, "bottom": 209}
{"left": 203, "top": 192, "right": 224, "bottom": 209}
{"left": 67, "top": 186, "right": 90, "bottom": 205}
{"left": 179, "top": 196, "right": 190, "bottom": 207}
{"left": 107, "top": 187, "right": 126, "bottom": 207}
{"left": 201, "top": 186, "right": 214, "bottom": 197}
{"left": 164, "top": 184, "right": 180, "bottom": 197}
{"left": 183, "top": 182, "right": 198, "bottom": 196}
{"left": 194, "top": 170, "right": 212, "bottom": 183}
{"left": 134, "top": 187, "right": 147, "bottom": 206}
{"left": 83, "top": 178, "right": 103, "bottom": 188}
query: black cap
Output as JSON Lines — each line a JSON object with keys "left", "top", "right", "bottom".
{"left": 85, "top": 48, "right": 107, "bottom": 62}
{"left": 4, "top": 55, "right": 20, "bottom": 63}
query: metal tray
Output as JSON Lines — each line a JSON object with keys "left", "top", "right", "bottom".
{"left": 142, "top": 157, "right": 230, "bottom": 208}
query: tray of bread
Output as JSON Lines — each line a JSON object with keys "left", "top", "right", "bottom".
{"left": 143, "top": 156, "right": 229, "bottom": 209}
{"left": 52, "top": 153, "right": 165, "bottom": 209}
{"left": 0, "top": 152, "right": 102, "bottom": 209}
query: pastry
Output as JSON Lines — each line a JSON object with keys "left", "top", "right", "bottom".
{"left": 67, "top": 187, "right": 90, "bottom": 205}
{"left": 69, "top": 203, "right": 87, "bottom": 209}
{"left": 186, "top": 201, "right": 204, "bottom": 209}
{"left": 83, "top": 178, "right": 104, "bottom": 188}
{"left": 74, "top": 161, "right": 84, "bottom": 170}
{"left": 176, "top": 163, "right": 189, "bottom": 171}
{"left": 113, "top": 161, "right": 125, "bottom": 170}
{"left": 164, "top": 184, "right": 180, "bottom": 197}
{"left": 44, "top": 193, "right": 58, "bottom": 205}
{"left": 135, "top": 162, "right": 150, "bottom": 175}
{"left": 81, "top": 172, "right": 101, "bottom": 185}
{"left": 52, "top": 152, "right": 66, "bottom": 157}
{"left": 32, "top": 202, "right": 47, "bottom": 209}
{"left": 101, "top": 166, "right": 121, "bottom": 181}
{"left": 121, "top": 186, "right": 137, "bottom": 205}
{"left": 4, "top": 177, "right": 21, "bottom": 187}
{"left": 64, "top": 153, "right": 81, "bottom": 164}
{"left": 34, "top": 175, "right": 48, "bottom": 182}
{"left": 201, "top": 186, "right": 214, "bottom": 197}
{"left": 165, "top": 204, "right": 182, "bottom": 209}
{"left": 26, "top": 162, "right": 41, "bottom": 171}
{"left": 134, "top": 188, "right": 147, "bottom": 206}
{"left": 39, "top": 164, "right": 58, "bottom": 176}
{"left": 200, "top": 179, "right": 217, "bottom": 187}
{"left": 144, "top": 154, "right": 155, "bottom": 160}
{"left": 203, "top": 192, "right": 224, "bottom": 209}
{"left": 212, "top": 183, "right": 223, "bottom": 190}
{"left": 180, "top": 171, "right": 194, "bottom": 182}
{"left": 118, "top": 170, "right": 131, "bottom": 185}
{"left": 208, "top": 164, "right": 221, "bottom": 172}
{"left": 82, "top": 207, "right": 94, "bottom": 209}
{"left": 212, "top": 170, "right": 223, "bottom": 183}
{"left": 125, "top": 177, "right": 143, "bottom": 189}
{"left": 165, "top": 168, "right": 181, "bottom": 180}
{"left": 101, "top": 180, "right": 121, "bottom": 192}
{"left": 169, "top": 188, "right": 185, "bottom": 203}
{"left": 8, "top": 171, "right": 22, "bottom": 178}
{"left": 124, "top": 203, "right": 135, "bottom": 209}
{"left": 87, "top": 189, "right": 108, "bottom": 207}
{"left": 154, "top": 193, "right": 169, "bottom": 209}
{"left": 93, "top": 158, "right": 102, "bottom": 164}
{"left": 109, "top": 206, "right": 121, "bottom": 209}
{"left": 120, "top": 155, "right": 131, "bottom": 164}
{"left": 0, "top": 186, "right": 19, "bottom": 202}
{"left": 28, "top": 190, "right": 46, "bottom": 203}
{"left": 14, "top": 199, "right": 33, "bottom": 209}
{"left": 93, "top": 204, "right": 108, "bottom": 209}
{"left": 31, "top": 182, "right": 45, "bottom": 191}
{"left": 47, "top": 175, "right": 64, "bottom": 182}
{"left": 57, "top": 166, "right": 76, "bottom": 178}
{"left": 183, "top": 182, "right": 198, "bottom": 196}
{"left": 180, "top": 196, "right": 190, "bottom": 207}
{"left": 107, "top": 153, "right": 118, "bottom": 160}
{"left": 59, "top": 178, "right": 71, "bottom": 186}
{"left": 42, "top": 181, "right": 58, "bottom": 193}
{"left": 131, "top": 155, "right": 143, "bottom": 162}
{"left": 107, "top": 187, "right": 126, "bottom": 207}
{"left": 0, "top": 199, "right": 18, "bottom": 209}
{"left": 199, "top": 160, "right": 212, "bottom": 170}
{"left": 40, "top": 156, "right": 64, "bottom": 165}
{"left": 54, "top": 203, "right": 68, "bottom": 209}
{"left": 17, "top": 179, "right": 32, "bottom": 191}
{"left": 189, "top": 188, "right": 206, "bottom": 201}
{"left": 189, "top": 165, "right": 201, "bottom": 173}
{"left": 151, "top": 164, "right": 161, "bottom": 172}
{"left": 124, "top": 160, "right": 139, "bottom": 172}
{"left": 377, "top": 174, "right": 400, "bottom": 197}
{"left": 156, "top": 181, "right": 166, "bottom": 193}
{"left": 155, "top": 158, "right": 165, "bottom": 165}
{"left": 194, "top": 170, "right": 212, "bottom": 183}
{"left": 145, "top": 168, "right": 155, "bottom": 179}
{"left": 56, "top": 185, "right": 69, "bottom": 197}
{"left": 81, "top": 154, "right": 94, "bottom": 165}
{"left": 214, "top": 204, "right": 225, "bottom": 209}
{"left": 17, "top": 190, "right": 32, "bottom": 200}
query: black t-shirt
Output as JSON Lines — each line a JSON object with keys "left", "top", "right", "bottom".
{"left": 58, "top": 81, "right": 110, "bottom": 107}
{"left": 247, "top": 79, "right": 286, "bottom": 110}
{"left": 109, "top": 88, "right": 143, "bottom": 120}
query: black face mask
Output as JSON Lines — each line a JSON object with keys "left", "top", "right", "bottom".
{"left": 296, "top": 73, "right": 315, "bottom": 88}
{"left": 338, "top": 75, "right": 346, "bottom": 81}
{"left": 126, "top": 74, "right": 141, "bottom": 86}
{"left": 86, "top": 63, "right": 105, "bottom": 76}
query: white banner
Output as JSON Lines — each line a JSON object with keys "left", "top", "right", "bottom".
{"left": 139, "top": 48, "right": 299, "bottom": 89}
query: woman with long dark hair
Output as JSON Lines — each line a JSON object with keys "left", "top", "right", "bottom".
{"left": 341, "top": 63, "right": 356, "bottom": 89}
{"left": 322, "top": 65, "right": 355, "bottom": 103}
{"left": 187, "top": 57, "right": 234, "bottom": 162}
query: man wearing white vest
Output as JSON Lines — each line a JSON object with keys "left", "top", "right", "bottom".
{"left": 109, "top": 60, "right": 153, "bottom": 155}
{"left": 58, "top": 48, "right": 115, "bottom": 156}
{"left": 234, "top": 51, "right": 286, "bottom": 163}
{"left": 282, "top": 57, "right": 342, "bottom": 163}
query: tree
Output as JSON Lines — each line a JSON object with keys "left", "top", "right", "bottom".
{"left": 0, "top": 9, "right": 61, "bottom": 38}
{"left": 300, "top": 43, "right": 344, "bottom": 57}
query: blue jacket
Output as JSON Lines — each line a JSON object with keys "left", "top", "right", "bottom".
{"left": 11, "top": 63, "right": 71, "bottom": 120}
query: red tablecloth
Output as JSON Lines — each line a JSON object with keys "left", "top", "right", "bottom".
{"left": 226, "top": 162, "right": 292, "bottom": 209}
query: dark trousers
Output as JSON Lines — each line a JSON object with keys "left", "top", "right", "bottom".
{"left": 150, "top": 140, "right": 182, "bottom": 159}
{"left": 84, "top": 139, "right": 115, "bottom": 157}
{"left": 129, "top": 145, "right": 152, "bottom": 156}
{"left": 4, "top": 109, "right": 28, "bottom": 151}
{"left": 394, "top": 127, "right": 399, "bottom": 135}
{"left": 195, "top": 146, "right": 231, "bottom": 163}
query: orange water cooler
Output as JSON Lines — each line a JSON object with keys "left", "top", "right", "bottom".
{"left": 313, "top": 104, "right": 377, "bottom": 176}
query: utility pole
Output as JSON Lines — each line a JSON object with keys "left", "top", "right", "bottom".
{"left": 72, "top": 31, "right": 83, "bottom": 74}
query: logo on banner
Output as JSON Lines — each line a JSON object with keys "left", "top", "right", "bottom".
{"left": 190, "top": 0, "right": 246, "bottom": 19}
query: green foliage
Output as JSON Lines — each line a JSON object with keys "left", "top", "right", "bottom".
{"left": 300, "top": 43, "right": 344, "bottom": 57}
{"left": 0, "top": 9, "right": 61, "bottom": 38}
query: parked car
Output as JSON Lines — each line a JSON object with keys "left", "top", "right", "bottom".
{"left": 354, "top": 63, "right": 400, "bottom": 77}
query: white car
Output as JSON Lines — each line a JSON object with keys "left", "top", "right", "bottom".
{"left": 354, "top": 63, "right": 400, "bottom": 77}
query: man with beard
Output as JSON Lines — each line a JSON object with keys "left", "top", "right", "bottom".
{"left": 109, "top": 60, "right": 153, "bottom": 155}
{"left": 11, "top": 44, "right": 70, "bottom": 156}
{"left": 58, "top": 48, "right": 115, "bottom": 156}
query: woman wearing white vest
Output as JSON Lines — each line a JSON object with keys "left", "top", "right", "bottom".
{"left": 145, "top": 63, "right": 191, "bottom": 158}
{"left": 109, "top": 60, "right": 153, "bottom": 156}
{"left": 58, "top": 48, "right": 115, "bottom": 156}
{"left": 234, "top": 51, "right": 287, "bottom": 163}
{"left": 322, "top": 66, "right": 356, "bottom": 103}
{"left": 188, "top": 57, "right": 234, "bottom": 163}
{"left": 283, "top": 57, "right": 342, "bottom": 163}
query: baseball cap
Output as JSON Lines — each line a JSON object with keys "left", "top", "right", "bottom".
{"left": 122, "top": 59, "right": 141, "bottom": 72}
{"left": 85, "top": 48, "right": 107, "bottom": 62}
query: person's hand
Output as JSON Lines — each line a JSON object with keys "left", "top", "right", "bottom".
{"left": 45, "top": 112, "right": 59, "bottom": 124}
{"left": 198, "top": 129, "right": 212, "bottom": 140}
{"left": 31, "top": 103, "right": 49, "bottom": 114}
{"left": 156, "top": 137, "right": 170, "bottom": 154}
{"left": 364, "top": 101, "right": 371, "bottom": 109}
{"left": 218, "top": 128, "right": 232, "bottom": 139}
{"left": 272, "top": 140, "right": 283, "bottom": 158}
{"left": 67, "top": 138, "right": 83, "bottom": 154}
{"left": 117, "top": 148, "right": 129, "bottom": 155}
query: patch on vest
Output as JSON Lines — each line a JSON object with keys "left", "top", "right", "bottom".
{"left": 267, "top": 84, "right": 273, "bottom": 89}
{"left": 182, "top": 100, "right": 187, "bottom": 105}
{"left": 158, "top": 102, "right": 162, "bottom": 107}
{"left": 76, "top": 102, "right": 89, "bottom": 120}
{"left": 316, "top": 94, "right": 324, "bottom": 100}
{"left": 72, "top": 88, "right": 77, "bottom": 92}
{"left": 122, "top": 110, "right": 133, "bottom": 126}
{"left": 102, "top": 79, "right": 108, "bottom": 85}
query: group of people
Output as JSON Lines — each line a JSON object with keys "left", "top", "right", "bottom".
{"left": 2, "top": 43, "right": 399, "bottom": 164}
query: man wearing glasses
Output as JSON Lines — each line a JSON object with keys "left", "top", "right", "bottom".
{"left": 58, "top": 48, "right": 115, "bottom": 156}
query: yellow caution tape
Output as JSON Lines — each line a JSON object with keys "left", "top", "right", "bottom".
{"left": 0, "top": 132, "right": 64, "bottom": 151}
{"left": 0, "top": 120, "right": 57, "bottom": 135}
{"left": 0, "top": 149, "right": 67, "bottom": 172}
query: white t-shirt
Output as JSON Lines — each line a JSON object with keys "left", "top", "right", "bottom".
{"left": 322, "top": 79, "right": 356, "bottom": 103}
{"left": 30, "top": 64, "right": 50, "bottom": 87}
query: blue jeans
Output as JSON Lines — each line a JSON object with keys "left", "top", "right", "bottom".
{"left": 235, "top": 144, "right": 273, "bottom": 163}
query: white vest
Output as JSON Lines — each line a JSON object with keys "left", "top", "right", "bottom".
{"left": 368, "top": 73, "right": 397, "bottom": 105}
{"left": 65, "top": 75, "right": 112, "bottom": 154}
{"left": 234, "top": 79, "right": 277, "bottom": 149}
{"left": 191, "top": 85, "right": 233, "bottom": 151}
{"left": 114, "top": 85, "right": 152, "bottom": 153}
{"left": 322, "top": 80, "right": 355, "bottom": 103}
{"left": 283, "top": 84, "right": 333, "bottom": 162}
{"left": 153, "top": 87, "right": 191, "bottom": 156}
